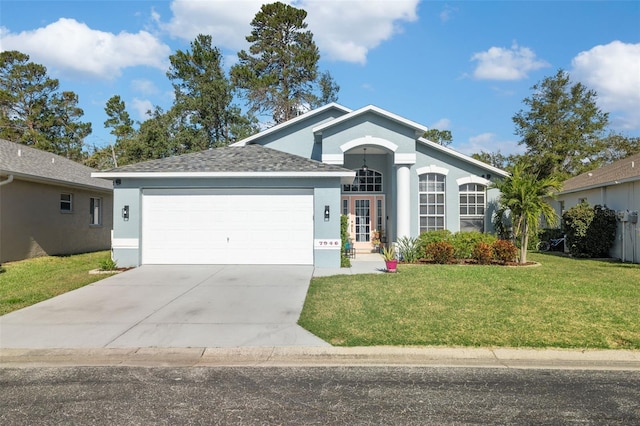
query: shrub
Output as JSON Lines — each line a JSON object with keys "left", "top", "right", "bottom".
{"left": 425, "top": 241, "right": 455, "bottom": 264}
{"left": 418, "top": 230, "right": 452, "bottom": 258}
{"left": 493, "top": 239, "right": 518, "bottom": 264}
{"left": 340, "top": 214, "right": 351, "bottom": 268}
{"left": 99, "top": 258, "right": 118, "bottom": 271}
{"left": 563, "top": 203, "right": 616, "bottom": 258}
{"left": 472, "top": 242, "right": 493, "bottom": 264}
{"left": 450, "top": 232, "right": 497, "bottom": 259}
{"left": 396, "top": 236, "right": 420, "bottom": 263}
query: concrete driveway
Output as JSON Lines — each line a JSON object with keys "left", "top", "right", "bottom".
{"left": 0, "top": 265, "right": 329, "bottom": 349}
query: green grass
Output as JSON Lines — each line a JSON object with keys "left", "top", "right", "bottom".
{"left": 0, "top": 251, "right": 113, "bottom": 315}
{"left": 299, "top": 253, "right": 640, "bottom": 349}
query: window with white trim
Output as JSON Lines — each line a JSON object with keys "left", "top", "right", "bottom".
{"left": 343, "top": 169, "right": 383, "bottom": 192}
{"left": 459, "top": 183, "right": 486, "bottom": 232}
{"left": 90, "top": 197, "right": 102, "bottom": 226}
{"left": 60, "top": 193, "right": 72, "bottom": 212}
{"left": 419, "top": 173, "right": 446, "bottom": 232}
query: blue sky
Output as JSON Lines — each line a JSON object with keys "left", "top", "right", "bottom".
{"left": 2, "top": 1, "right": 639, "bottom": 157}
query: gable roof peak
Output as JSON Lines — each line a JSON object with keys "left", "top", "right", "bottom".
{"left": 312, "top": 104, "right": 429, "bottom": 136}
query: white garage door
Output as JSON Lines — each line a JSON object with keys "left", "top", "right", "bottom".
{"left": 142, "top": 188, "right": 314, "bottom": 265}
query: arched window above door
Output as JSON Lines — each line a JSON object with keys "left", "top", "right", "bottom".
{"left": 343, "top": 169, "right": 383, "bottom": 192}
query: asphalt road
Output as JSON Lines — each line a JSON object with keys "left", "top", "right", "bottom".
{"left": 1, "top": 366, "right": 639, "bottom": 425}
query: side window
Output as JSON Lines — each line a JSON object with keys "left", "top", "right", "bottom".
{"left": 459, "top": 183, "right": 486, "bottom": 232}
{"left": 90, "top": 197, "right": 102, "bottom": 226}
{"left": 60, "top": 193, "right": 73, "bottom": 212}
{"left": 419, "top": 173, "right": 446, "bottom": 232}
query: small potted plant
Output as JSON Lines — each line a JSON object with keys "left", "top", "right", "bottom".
{"left": 371, "top": 230, "right": 381, "bottom": 251}
{"left": 381, "top": 245, "right": 398, "bottom": 272}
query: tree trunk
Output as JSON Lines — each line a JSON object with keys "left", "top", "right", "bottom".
{"left": 520, "top": 220, "right": 529, "bottom": 264}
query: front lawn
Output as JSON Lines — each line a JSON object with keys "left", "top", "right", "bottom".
{"left": 0, "top": 251, "right": 112, "bottom": 315}
{"left": 299, "top": 253, "right": 640, "bottom": 349}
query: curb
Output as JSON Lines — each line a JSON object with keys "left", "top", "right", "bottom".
{"left": 2, "top": 347, "right": 639, "bottom": 370}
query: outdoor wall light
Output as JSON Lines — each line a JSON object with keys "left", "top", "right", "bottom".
{"left": 122, "top": 205, "right": 129, "bottom": 221}
{"left": 324, "top": 205, "right": 330, "bottom": 221}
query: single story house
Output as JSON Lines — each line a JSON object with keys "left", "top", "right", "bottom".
{"left": 554, "top": 152, "right": 640, "bottom": 263}
{"left": 0, "top": 139, "right": 113, "bottom": 263}
{"left": 93, "top": 103, "right": 508, "bottom": 268}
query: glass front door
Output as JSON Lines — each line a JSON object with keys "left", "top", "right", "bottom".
{"left": 342, "top": 195, "right": 385, "bottom": 252}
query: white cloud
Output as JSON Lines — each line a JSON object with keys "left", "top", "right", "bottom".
{"left": 131, "top": 79, "right": 159, "bottom": 95}
{"left": 430, "top": 118, "right": 451, "bottom": 130}
{"left": 439, "top": 4, "right": 458, "bottom": 23}
{"left": 471, "top": 42, "right": 549, "bottom": 80}
{"left": 163, "top": 0, "right": 420, "bottom": 64}
{"left": 455, "top": 132, "right": 524, "bottom": 156}
{"left": 131, "top": 98, "right": 154, "bottom": 121}
{"left": 0, "top": 18, "right": 170, "bottom": 79}
{"left": 571, "top": 41, "right": 640, "bottom": 131}
{"left": 303, "top": 0, "right": 419, "bottom": 63}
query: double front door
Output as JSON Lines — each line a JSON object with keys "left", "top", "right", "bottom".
{"left": 342, "top": 195, "right": 385, "bottom": 252}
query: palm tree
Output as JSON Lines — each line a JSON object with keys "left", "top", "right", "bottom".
{"left": 492, "top": 164, "right": 561, "bottom": 264}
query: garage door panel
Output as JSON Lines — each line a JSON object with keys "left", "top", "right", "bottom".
{"left": 142, "top": 189, "right": 313, "bottom": 265}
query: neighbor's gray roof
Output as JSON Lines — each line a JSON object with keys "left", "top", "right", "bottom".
{"left": 102, "top": 144, "right": 352, "bottom": 174}
{"left": 560, "top": 152, "right": 640, "bottom": 194}
{"left": 0, "top": 139, "right": 112, "bottom": 191}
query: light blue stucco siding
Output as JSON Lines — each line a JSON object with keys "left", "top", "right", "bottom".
{"left": 110, "top": 176, "right": 343, "bottom": 268}
{"left": 249, "top": 108, "right": 348, "bottom": 161}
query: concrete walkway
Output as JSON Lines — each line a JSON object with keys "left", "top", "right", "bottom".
{"left": 313, "top": 252, "right": 387, "bottom": 277}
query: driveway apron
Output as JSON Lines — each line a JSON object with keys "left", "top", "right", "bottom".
{"left": 0, "top": 265, "right": 329, "bottom": 348}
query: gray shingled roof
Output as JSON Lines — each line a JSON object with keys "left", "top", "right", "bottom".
{"left": 0, "top": 139, "right": 112, "bottom": 190}
{"left": 560, "top": 152, "right": 640, "bottom": 193}
{"left": 105, "top": 144, "right": 351, "bottom": 174}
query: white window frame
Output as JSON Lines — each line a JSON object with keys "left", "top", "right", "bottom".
{"left": 90, "top": 197, "right": 102, "bottom": 226}
{"left": 60, "top": 193, "right": 73, "bottom": 213}
{"left": 419, "top": 173, "right": 446, "bottom": 232}
{"left": 459, "top": 183, "right": 486, "bottom": 232}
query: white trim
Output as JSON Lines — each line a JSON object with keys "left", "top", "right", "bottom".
{"left": 322, "top": 153, "right": 344, "bottom": 164}
{"left": 456, "top": 176, "right": 490, "bottom": 186}
{"left": 112, "top": 238, "right": 139, "bottom": 249}
{"left": 394, "top": 153, "right": 416, "bottom": 165}
{"left": 416, "top": 165, "right": 450, "bottom": 176}
{"left": 313, "top": 104, "right": 429, "bottom": 134}
{"left": 230, "top": 103, "right": 352, "bottom": 146}
{"left": 396, "top": 165, "right": 411, "bottom": 239}
{"left": 92, "top": 171, "right": 354, "bottom": 179}
{"left": 417, "top": 137, "right": 509, "bottom": 177}
{"left": 340, "top": 136, "right": 398, "bottom": 153}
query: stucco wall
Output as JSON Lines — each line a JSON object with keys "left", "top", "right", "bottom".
{"left": 0, "top": 178, "right": 113, "bottom": 263}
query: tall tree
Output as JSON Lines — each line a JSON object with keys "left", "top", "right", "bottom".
{"left": 0, "top": 50, "right": 58, "bottom": 146}
{"left": 42, "top": 91, "right": 92, "bottom": 161}
{"left": 594, "top": 132, "right": 640, "bottom": 165}
{"left": 231, "top": 2, "right": 338, "bottom": 124}
{"left": 513, "top": 69, "right": 609, "bottom": 179}
{"left": 423, "top": 129, "right": 453, "bottom": 146}
{"left": 492, "top": 164, "right": 561, "bottom": 264}
{"left": 168, "top": 34, "right": 256, "bottom": 147}
{"left": 0, "top": 50, "right": 91, "bottom": 160}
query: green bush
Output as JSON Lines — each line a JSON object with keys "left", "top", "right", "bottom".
{"left": 472, "top": 242, "right": 493, "bottom": 264}
{"left": 340, "top": 214, "right": 351, "bottom": 268}
{"left": 563, "top": 203, "right": 616, "bottom": 258}
{"left": 450, "top": 232, "right": 497, "bottom": 259}
{"left": 418, "top": 230, "right": 452, "bottom": 258}
{"left": 99, "top": 258, "right": 118, "bottom": 271}
{"left": 492, "top": 239, "right": 518, "bottom": 264}
{"left": 425, "top": 241, "right": 455, "bottom": 264}
{"left": 397, "top": 236, "right": 420, "bottom": 263}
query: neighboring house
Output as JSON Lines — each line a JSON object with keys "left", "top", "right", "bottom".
{"left": 554, "top": 153, "right": 640, "bottom": 263}
{"left": 0, "top": 139, "right": 113, "bottom": 263}
{"left": 93, "top": 103, "right": 508, "bottom": 268}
